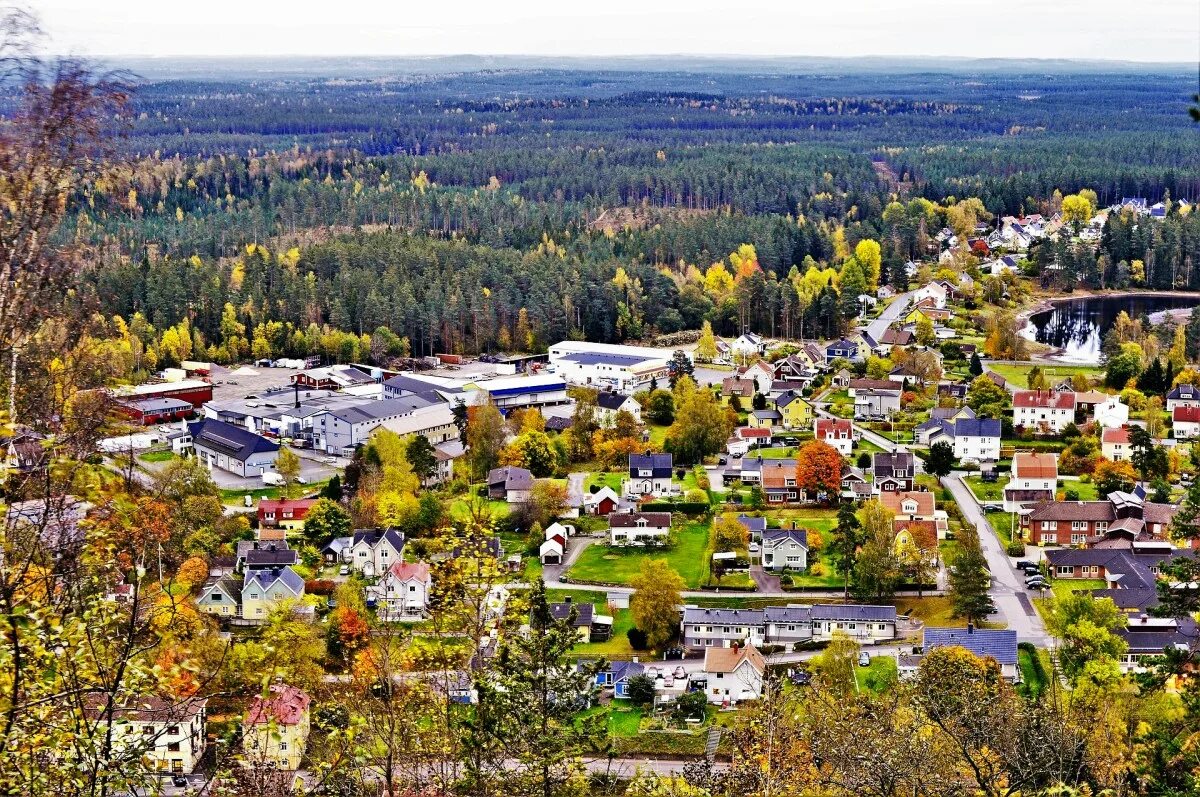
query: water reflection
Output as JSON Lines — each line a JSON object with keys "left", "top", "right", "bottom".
{"left": 1025, "top": 296, "right": 1200, "bottom": 364}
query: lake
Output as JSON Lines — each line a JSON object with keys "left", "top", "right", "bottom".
{"left": 1025, "top": 295, "right": 1200, "bottom": 364}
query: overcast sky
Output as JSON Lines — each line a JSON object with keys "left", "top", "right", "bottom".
{"left": 33, "top": 0, "right": 1200, "bottom": 62}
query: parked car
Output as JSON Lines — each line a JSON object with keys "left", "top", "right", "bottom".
{"left": 338, "top": 565, "right": 350, "bottom": 576}
{"left": 857, "top": 652, "right": 871, "bottom": 667}
{"left": 172, "top": 775, "right": 188, "bottom": 788}
{"left": 1026, "top": 580, "right": 1048, "bottom": 591}
{"left": 1014, "top": 561, "right": 1032, "bottom": 570}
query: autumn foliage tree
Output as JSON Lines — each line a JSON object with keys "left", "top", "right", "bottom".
{"left": 794, "top": 440, "right": 844, "bottom": 502}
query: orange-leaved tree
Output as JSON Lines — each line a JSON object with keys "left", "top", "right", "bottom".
{"left": 795, "top": 440, "right": 844, "bottom": 502}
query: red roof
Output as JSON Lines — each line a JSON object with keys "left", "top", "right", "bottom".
{"left": 815, "top": 418, "right": 852, "bottom": 437}
{"left": 1175, "top": 406, "right": 1200, "bottom": 423}
{"left": 1101, "top": 426, "right": 1131, "bottom": 444}
{"left": 1012, "top": 389, "right": 1075, "bottom": 410}
{"left": 258, "top": 498, "right": 317, "bottom": 517}
{"left": 737, "top": 427, "right": 772, "bottom": 439}
{"left": 1012, "top": 451, "right": 1059, "bottom": 479}
{"left": 387, "top": 561, "right": 431, "bottom": 582}
{"left": 245, "top": 684, "right": 311, "bottom": 726}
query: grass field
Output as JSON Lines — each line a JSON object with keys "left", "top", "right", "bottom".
{"left": 647, "top": 424, "right": 669, "bottom": 449}
{"left": 138, "top": 449, "right": 177, "bottom": 463}
{"left": 1060, "top": 479, "right": 1099, "bottom": 501}
{"left": 986, "top": 363, "right": 1106, "bottom": 387}
{"left": 567, "top": 519, "right": 712, "bottom": 588}
{"left": 585, "top": 471, "right": 624, "bottom": 493}
{"left": 1032, "top": 578, "right": 1107, "bottom": 621}
{"left": 855, "top": 655, "right": 898, "bottom": 694}
{"left": 448, "top": 494, "right": 513, "bottom": 522}
{"left": 964, "top": 475, "right": 1004, "bottom": 502}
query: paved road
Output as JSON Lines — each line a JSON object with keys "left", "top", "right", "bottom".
{"left": 813, "top": 405, "right": 908, "bottom": 457}
{"left": 567, "top": 471, "right": 587, "bottom": 511}
{"left": 941, "top": 472, "right": 1051, "bottom": 647}
{"left": 865, "top": 290, "right": 914, "bottom": 343}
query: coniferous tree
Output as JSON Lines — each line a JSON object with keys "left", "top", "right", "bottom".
{"left": 948, "top": 525, "right": 995, "bottom": 624}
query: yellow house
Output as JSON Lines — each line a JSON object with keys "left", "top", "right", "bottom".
{"left": 775, "top": 393, "right": 813, "bottom": 429}
{"left": 748, "top": 408, "right": 782, "bottom": 429}
{"left": 240, "top": 567, "right": 305, "bottom": 623}
{"left": 242, "top": 684, "right": 312, "bottom": 771}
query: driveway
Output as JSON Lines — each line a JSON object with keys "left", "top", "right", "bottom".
{"left": 942, "top": 472, "right": 1051, "bottom": 647}
{"left": 865, "top": 290, "right": 914, "bottom": 343}
{"left": 567, "top": 471, "right": 587, "bottom": 512}
{"left": 749, "top": 564, "right": 781, "bottom": 592}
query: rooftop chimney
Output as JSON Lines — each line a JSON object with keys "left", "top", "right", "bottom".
{"left": 967, "top": 622, "right": 974, "bottom": 634}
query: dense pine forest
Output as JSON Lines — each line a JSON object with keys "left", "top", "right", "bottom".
{"left": 54, "top": 63, "right": 1200, "bottom": 365}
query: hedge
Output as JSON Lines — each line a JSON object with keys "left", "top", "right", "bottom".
{"left": 642, "top": 501, "right": 710, "bottom": 515}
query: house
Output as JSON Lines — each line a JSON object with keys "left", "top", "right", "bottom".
{"left": 986, "top": 371, "right": 1007, "bottom": 390}
{"left": 888, "top": 365, "right": 920, "bottom": 385}
{"left": 738, "top": 360, "right": 775, "bottom": 395}
{"left": 763, "top": 605, "right": 814, "bottom": 646}
{"left": 830, "top": 368, "right": 853, "bottom": 388}
{"left": 321, "top": 536, "right": 353, "bottom": 564}
{"left": 348, "top": 528, "right": 406, "bottom": 577}
{"left": 841, "top": 467, "right": 872, "bottom": 501}
{"left": 702, "top": 645, "right": 766, "bottom": 705}
{"left": 731, "top": 332, "right": 767, "bottom": 358}
{"left": 198, "top": 574, "right": 244, "bottom": 618}
{"left": 760, "top": 529, "right": 808, "bottom": 571}
{"left": 609, "top": 511, "right": 672, "bottom": 546}
{"left": 750, "top": 408, "right": 783, "bottom": 429}
{"left": 848, "top": 378, "right": 898, "bottom": 395}
{"left": 376, "top": 561, "right": 432, "bottom": 620}
{"left": 242, "top": 684, "right": 312, "bottom": 770}
{"left": 947, "top": 418, "right": 1002, "bottom": 463}
{"left": 1115, "top": 614, "right": 1197, "bottom": 672}
{"left": 1004, "top": 452, "right": 1059, "bottom": 511}
{"left": 236, "top": 540, "right": 299, "bottom": 572}
{"left": 1174, "top": 406, "right": 1200, "bottom": 439}
{"left": 240, "top": 567, "right": 305, "bottom": 622}
{"left": 118, "top": 397, "right": 195, "bottom": 426}
{"left": 810, "top": 604, "right": 897, "bottom": 642}
{"left": 1012, "top": 390, "right": 1076, "bottom": 434}
{"left": 487, "top": 466, "right": 534, "bottom": 502}
{"left": 873, "top": 452, "right": 915, "bottom": 492}
{"left": 737, "top": 514, "right": 767, "bottom": 541}
{"left": 1093, "top": 396, "right": 1129, "bottom": 429}
{"left": 915, "top": 406, "right": 975, "bottom": 445}
{"left": 760, "top": 459, "right": 802, "bottom": 503}
{"left": 1022, "top": 490, "right": 1179, "bottom": 547}
{"left": 291, "top": 364, "right": 373, "bottom": 390}
{"left": 81, "top": 695, "right": 207, "bottom": 775}
{"left": 912, "top": 282, "right": 948, "bottom": 309}
{"left": 1167, "top": 384, "right": 1200, "bottom": 413}
{"left": 923, "top": 627, "right": 1019, "bottom": 682}
{"left": 257, "top": 498, "right": 317, "bottom": 532}
{"left": 721, "top": 377, "right": 757, "bottom": 406}
{"left": 815, "top": 417, "right": 854, "bottom": 455}
{"left": 583, "top": 486, "right": 620, "bottom": 516}
{"left": 825, "top": 338, "right": 859, "bottom": 364}
{"left": 595, "top": 392, "right": 642, "bottom": 425}
{"left": 549, "top": 598, "right": 605, "bottom": 642}
{"left": 775, "top": 392, "right": 813, "bottom": 429}
{"left": 854, "top": 388, "right": 902, "bottom": 420}
{"left": 682, "top": 607, "right": 766, "bottom": 648}
{"left": 1102, "top": 426, "right": 1131, "bottom": 462}
{"left": 938, "top": 383, "right": 967, "bottom": 402}
{"left": 879, "top": 490, "right": 936, "bottom": 523}
{"left": 609, "top": 660, "right": 647, "bottom": 699}
{"left": 188, "top": 418, "right": 280, "bottom": 477}
{"left": 625, "top": 452, "right": 674, "bottom": 497}
{"left": 876, "top": 327, "right": 913, "bottom": 356}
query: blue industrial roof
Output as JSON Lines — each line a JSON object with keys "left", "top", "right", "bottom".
{"left": 924, "top": 627, "right": 1018, "bottom": 666}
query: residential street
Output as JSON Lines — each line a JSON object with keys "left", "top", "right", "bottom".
{"left": 942, "top": 472, "right": 1051, "bottom": 647}
{"left": 865, "top": 289, "right": 914, "bottom": 344}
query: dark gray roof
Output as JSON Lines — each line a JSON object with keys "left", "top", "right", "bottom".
{"left": 188, "top": 418, "right": 279, "bottom": 461}
{"left": 764, "top": 605, "right": 811, "bottom": 623}
{"left": 243, "top": 566, "right": 304, "bottom": 594}
{"left": 611, "top": 660, "right": 645, "bottom": 683}
{"left": 596, "top": 393, "right": 632, "bottom": 411}
{"left": 873, "top": 452, "right": 914, "bottom": 479}
{"left": 487, "top": 466, "right": 534, "bottom": 490}
{"left": 549, "top": 601, "right": 594, "bottom": 627}
{"left": 628, "top": 452, "right": 673, "bottom": 477}
{"left": 352, "top": 528, "right": 406, "bottom": 552}
{"left": 811, "top": 604, "right": 897, "bottom": 622}
{"left": 953, "top": 418, "right": 1001, "bottom": 438}
{"left": 763, "top": 529, "right": 808, "bottom": 549}
{"left": 736, "top": 515, "right": 767, "bottom": 533}
{"left": 682, "top": 607, "right": 765, "bottom": 625}
{"left": 923, "top": 627, "right": 1017, "bottom": 666}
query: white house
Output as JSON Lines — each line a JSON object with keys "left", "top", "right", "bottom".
{"left": 595, "top": 392, "right": 643, "bottom": 425}
{"left": 348, "top": 528, "right": 406, "bottom": 578}
{"left": 810, "top": 605, "right": 897, "bottom": 643}
{"left": 814, "top": 417, "right": 853, "bottom": 456}
{"left": 82, "top": 695, "right": 208, "bottom": 775}
{"left": 1012, "top": 390, "right": 1076, "bottom": 434}
{"left": 1093, "top": 396, "right": 1129, "bottom": 429}
{"left": 376, "top": 561, "right": 431, "bottom": 620}
{"left": 1101, "top": 426, "right": 1131, "bottom": 462}
{"left": 702, "top": 645, "right": 766, "bottom": 705}
{"left": 552, "top": 351, "right": 669, "bottom": 395}
{"left": 760, "top": 529, "right": 809, "bottom": 571}
{"left": 1174, "top": 406, "right": 1200, "bottom": 439}
{"left": 731, "top": 333, "right": 767, "bottom": 359}
{"left": 1167, "top": 384, "right": 1200, "bottom": 413}
{"left": 911, "top": 282, "right": 947, "bottom": 309}
{"left": 948, "top": 418, "right": 1001, "bottom": 463}
{"left": 739, "top": 360, "right": 774, "bottom": 395}
{"left": 625, "top": 452, "right": 674, "bottom": 498}
{"left": 539, "top": 537, "right": 564, "bottom": 564}
{"left": 1003, "top": 452, "right": 1058, "bottom": 512}
{"left": 609, "top": 511, "right": 672, "bottom": 546}
{"left": 583, "top": 486, "right": 620, "bottom": 516}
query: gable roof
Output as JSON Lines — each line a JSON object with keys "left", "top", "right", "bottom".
{"left": 763, "top": 528, "right": 808, "bottom": 548}
{"left": 243, "top": 566, "right": 305, "bottom": 595}
{"left": 245, "top": 684, "right": 311, "bottom": 726}
{"left": 1167, "top": 384, "right": 1199, "bottom": 401}
{"left": 609, "top": 511, "right": 672, "bottom": 528}
{"left": 952, "top": 418, "right": 1001, "bottom": 438}
{"left": 879, "top": 491, "right": 935, "bottom": 517}
{"left": 811, "top": 604, "right": 897, "bottom": 622}
{"left": 549, "top": 601, "right": 594, "bottom": 627}
{"left": 387, "top": 561, "right": 431, "bottom": 583}
{"left": 487, "top": 466, "right": 534, "bottom": 490}
{"left": 1101, "top": 426, "right": 1131, "bottom": 445}
{"left": 1012, "top": 451, "right": 1059, "bottom": 479}
{"left": 628, "top": 452, "right": 673, "bottom": 476}
{"left": 815, "top": 418, "right": 853, "bottom": 437}
{"left": 721, "top": 378, "right": 756, "bottom": 398}
{"left": 595, "top": 392, "right": 633, "bottom": 411}
{"left": 736, "top": 514, "right": 767, "bottom": 533}
{"left": 704, "top": 644, "right": 766, "bottom": 675}
{"left": 352, "top": 528, "right": 406, "bottom": 552}
{"left": 873, "top": 452, "right": 914, "bottom": 478}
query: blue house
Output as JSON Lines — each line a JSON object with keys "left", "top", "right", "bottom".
{"left": 825, "top": 339, "right": 859, "bottom": 365}
{"left": 612, "top": 660, "right": 646, "bottom": 699}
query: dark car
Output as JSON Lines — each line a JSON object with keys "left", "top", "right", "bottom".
{"left": 1014, "top": 560, "right": 1032, "bottom": 570}
{"left": 172, "top": 775, "right": 189, "bottom": 787}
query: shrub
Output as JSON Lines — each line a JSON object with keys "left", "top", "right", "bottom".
{"left": 627, "top": 627, "right": 648, "bottom": 650}
{"left": 1064, "top": 488, "right": 1079, "bottom": 501}
{"left": 1006, "top": 541, "right": 1027, "bottom": 557}
{"left": 305, "top": 579, "right": 336, "bottom": 595}
{"left": 626, "top": 674, "right": 657, "bottom": 706}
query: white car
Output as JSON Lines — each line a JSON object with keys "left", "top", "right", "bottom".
{"left": 338, "top": 565, "right": 350, "bottom": 576}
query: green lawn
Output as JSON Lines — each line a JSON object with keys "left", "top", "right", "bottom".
{"left": 964, "top": 475, "right": 1004, "bottom": 502}
{"left": 448, "top": 494, "right": 513, "bottom": 522}
{"left": 1060, "top": 479, "right": 1099, "bottom": 501}
{"left": 986, "top": 363, "right": 1106, "bottom": 387}
{"left": 647, "top": 424, "right": 669, "bottom": 449}
{"left": 585, "top": 471, "right": 625, "bottom": 493}
{"left": 855, "top": 655, "right": 898, "bottom": 694}
{"left": 566, "top": 519, "right": 712, "bottom": 588}
{"left": 218, "top": 486, "right": 280, "bottom": 502}
{"left": 853, "top": 438, "right": 886, "bottom": 456}
{"left": 1017, "top": 644, "right": 1052, "bottom": 698}
{"left": 138, "top": 449, "right": 177, "bottom": 463}
{"left": 757, "top": 447, "right": 798, "bottom": 459}
{"left": 1032, "top": 578, "right": 1108, "bottom": 622}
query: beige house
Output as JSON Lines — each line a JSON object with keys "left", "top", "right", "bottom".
{"left": 82, "top": 695, "right": 207, "bottom": 775}
{"left": 242, "top": 684, "right": 312, "bottom": 771}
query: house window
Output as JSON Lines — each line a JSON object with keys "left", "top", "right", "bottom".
{"left": 1057, "top": 566, "right": 1073, "bottom": 576}
{"left": 249, "top": 593, "right": 259, "bottom": 600}
{"left": 1095, "top": 523, "right": 1107, "bottom": 533}
{"left": 1071, "top": 534, "right": 1085, "bottom": 544}
{"left": 1044, "top": 521, "right": 1057, "bottom": 530}
{"left": 1072, "top": 521, "right": 1087, "bottom": 531}
{"left": 280, "top": 742, "right": 288, "bottom": 751}
{"left": 166, "top": 725, "right": 178, "bottom": 736}
{"left": 167, "top": 742, "right": 180, "bottom": 752}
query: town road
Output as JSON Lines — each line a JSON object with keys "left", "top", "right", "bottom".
{"left": 865, "top": 290, "right": 915, "bottom": 344}
{"left": 942, "top": 472, "right": 1052, "bottom": 647}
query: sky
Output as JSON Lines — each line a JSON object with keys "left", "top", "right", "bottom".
{"left": 33, "top": 0, "right": 1200, "bottom": 63}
